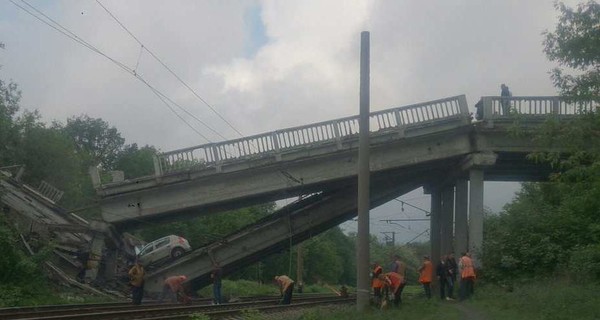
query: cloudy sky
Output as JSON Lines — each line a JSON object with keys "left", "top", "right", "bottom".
{"left": 0, "top": 0, "right": 576, "bottom": 242}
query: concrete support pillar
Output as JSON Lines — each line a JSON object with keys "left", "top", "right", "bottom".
{"left": 430, "top": 189, "right": 442, "bottom": 268}
{"left": 468, "top": 169, "right": 484, "bottom": 267}
{"left": 85, "top": 234, "right": 105, "bottom": 282}
{"left": 440, "top": 185, "right": 454, "bottom": 258}
{"left": 454, "top": 179, "right": 469, "bottom": 255}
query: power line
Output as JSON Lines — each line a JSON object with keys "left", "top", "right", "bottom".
{"left": 393, "top": 198, "right": 430, "bottom": 216}
{"left": 405, "top": 229, "right": 429, "bottom": 245}
{"left": 95, "top": 0, "right": 245, "bottom": 139}
{"left": 10, "top": 0, "right": 215, "bottom": 142}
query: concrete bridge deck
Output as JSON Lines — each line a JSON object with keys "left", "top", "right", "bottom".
{"left": 91, "top": 95, "right": 597, "bottom": 292}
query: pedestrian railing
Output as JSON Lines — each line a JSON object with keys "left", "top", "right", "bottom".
{"left": 480, "top": 96, "right": 599, "bottom": 119}
{"left": 154, "top": 95, "right": 470, "bottom": 175}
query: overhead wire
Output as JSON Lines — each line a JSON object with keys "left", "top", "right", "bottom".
{"left": 95, "top": 0, "right": 246, "bottom": 139}
{"left": 10, "top": 0, "right": 216, "bottom": 143}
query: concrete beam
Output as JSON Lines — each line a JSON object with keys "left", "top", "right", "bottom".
{"left": 144, "top": 173, "right": 426, "bottom": 293}
{"left": 100, "top": 131, "right": 473, "bottom": 226}
{"left": 460, "top": 152, "right": 497, "bottom": 171}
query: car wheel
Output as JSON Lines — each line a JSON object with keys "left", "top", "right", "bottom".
{"left": 171, "top": 247, "right": 185, "bottom": 259}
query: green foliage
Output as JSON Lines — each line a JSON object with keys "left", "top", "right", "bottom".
{"left": 114, "top": 144, "right": 157, "bottom": 179}
{"left": 188, "top": 313, "right": 210, "bottom": 320}
{"left": 543, "top": 1, "right": 600, "bottom": 100}
{"left": 137, "top": 204, "right": 275, "bottom": 248}
{"left": 0, "top": 79, "right": 21, "bottom": 165}
{"left": 239, "top": 309, "right": 263, "bottom": 320}
{"left": 304, "top": 228, "right": 355, "bottom": 284}
{"left": 295, "top": 299, "right": 461, "bottom": 320}
{"left": 472, "top": 282, "right": 600, "bottom": 320}
{"left": 62, "top": 114, "right": 125, "bottom": 169}
{"left": 481, "top": 179, "right": 600, "bottom": 281}
{"left": 568, "top": 244, "right": 600, "bottom": 283}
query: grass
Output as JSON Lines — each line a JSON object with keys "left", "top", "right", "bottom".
{"left": 0, "top": 283, "right": 116, "bottom": 307}
{"left": 296, "top": 297, "right": 462, "bottom": 320}
{"left": 469, "top": 281, "right": 600, "bottom": 320}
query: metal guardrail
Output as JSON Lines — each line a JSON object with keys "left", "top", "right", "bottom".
{"left": 480, "top": 96, "right": 599, "bottom": 119}
{"left": 38, "top": 180, "right": 64, "bottom": 203}
{"left": 154, "top": 95, "right": 470, "bottom": 174}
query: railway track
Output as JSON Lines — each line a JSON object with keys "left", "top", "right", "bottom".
{"left": 0, "top": 294, "right": 353, "bottom": 320}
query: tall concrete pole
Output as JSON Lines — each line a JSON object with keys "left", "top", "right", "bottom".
{"left": 296, "top": 243, "right": 304, "bottom": 292}
{"left": 356, "top": 31, "right": 371, "bottom": 312}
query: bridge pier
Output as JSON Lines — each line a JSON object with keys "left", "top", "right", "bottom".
{"left": 454, "top": 179, "right": 469, "bottom": 255}
{"left": 440, "top": 185, "right": 454, "bottom": 258}
{"left": 468, "top": 169, "right": 484, "bottom": 267}
{"left": 429, "top": 189, "right": 441, "bottom": 269}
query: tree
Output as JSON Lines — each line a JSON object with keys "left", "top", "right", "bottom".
{"left": 543, "top": 1, "right": 600, "bottom": 101}
{"left": 63, "top": 115, "right": 125, "bottom": 169}
{"left": 115, "top": 144, "right": 158, "bottom": 179}
{"left": 0, "top": 79, "right": 21, "bottom": 166}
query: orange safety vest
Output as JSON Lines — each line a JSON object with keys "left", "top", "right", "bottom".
{"left": 384, "top": 272, "right": 404, "bottom": 292}
{"left": 460, "top": 256, "right": 476, "bottom": 279}
{"left": 372, "top": 265, "right": 384, "bottom": 288}
{"left": 418, "top": 260, "right": 433, "bottom": 284}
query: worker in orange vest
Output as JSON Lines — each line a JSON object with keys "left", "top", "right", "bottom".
{"left": 371, "top": 262, "right": 384, "bottom": 306}
{"left": 382, "top": 271, "right": 406, "bottom": 307}
{"left": 275, "top": 275, "right": 295, "bottom": 304}
{"left": 459, "top": 252, "right": 476, "bottom": 301}
{"left": 160, "top": 275, "right": 189, "bottom": 304}
{"left": 418, "top": 255, "right": 433, "bottom": 299}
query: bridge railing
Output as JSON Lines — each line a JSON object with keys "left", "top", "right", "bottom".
{"left": 155, "top": 95, "right": 469, "bottom": 175}
{"left": 480, "top": 96, "right": 598, "bottom": 119}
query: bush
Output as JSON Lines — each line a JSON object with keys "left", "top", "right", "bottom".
{"left": 568, "top": 244, "right": 600, "bottom": 284}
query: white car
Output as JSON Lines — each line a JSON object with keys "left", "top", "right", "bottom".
{"left": 137, "top": 235, "right": 191, "bottom": 266}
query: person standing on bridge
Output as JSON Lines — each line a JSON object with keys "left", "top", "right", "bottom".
{"left": 275, "top": 275, "right": 295, "bottom": 305}
{"left": 128, "top": 260, "right": 145, "bottom": 305}
{"left": 211, "top": 262, "right": 223, "bottom": 305}
{"left": 418, "top": 255, "right": 433, "bottom": 299}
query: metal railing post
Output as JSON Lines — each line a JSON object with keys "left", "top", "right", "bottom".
{"left": 333, "top": 121, "right": 342, "bottom": 150}
{"left": 272, "top": 132, "right": 282, "bottom": 161}
{"left": 212, "top": 145, "right": 222, "bottom": 173}
{"left": 153, "top": 155, "right": 163, "bottom": 177}
{"left": 552, "top": 97, "right": 560, "bottom": 115}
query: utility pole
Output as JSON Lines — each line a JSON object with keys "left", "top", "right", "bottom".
{"left": 356, "top": 31, "right": 371, "bottom": 312}
{"left": 296, "top": 243, "right": 304, "bottom": 292}
{"left": 382, "top": 231, "right": 396, "bottom": 246}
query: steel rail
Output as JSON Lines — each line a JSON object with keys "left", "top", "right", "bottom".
{"left": 6, "top": 295, "right": 346, "bottom": 320}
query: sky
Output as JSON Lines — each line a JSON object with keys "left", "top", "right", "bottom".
{"left": 0, "top": 0, "right": 577, "bottom": 243}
